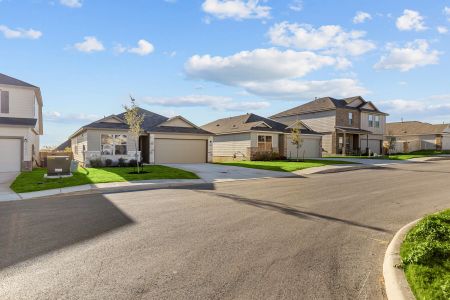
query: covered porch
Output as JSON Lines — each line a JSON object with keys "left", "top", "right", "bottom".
{"left": 335, "top": 127, "right": 372, "bottom": 156}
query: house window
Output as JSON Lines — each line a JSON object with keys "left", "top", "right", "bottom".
{"left": 349, "top": 112, "right": 353, "bottom": 126}
{"left": 0, "top": 91, "right": 9, "bottom": 113}
{"left": 368, "top": 114, "right": 374, "bottom": 127}
{"left": 257, "top": 135, "right": 272, "bottom": 151}
{"left": 374, "top": 115, "right": 380, "bottom": 128}
{"left": 101, "top": 134, "right": 127, "bottom": 155}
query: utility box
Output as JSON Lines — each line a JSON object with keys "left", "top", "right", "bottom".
{"left": 47, "top": 156, "right": 71, "bottom": 176}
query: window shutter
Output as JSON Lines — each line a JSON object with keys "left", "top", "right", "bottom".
{"left": 1, "top": 91, "right": 9, "bottom": 113}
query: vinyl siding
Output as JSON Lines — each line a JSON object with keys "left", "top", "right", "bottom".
{"left": 0, "top": 86, "right": 35, "bottom": 118}
{"left": 87, "top": 129, "right": 137, "bottom": 152}
{"left": 273, "top": 110, "right": 336, "bottom": 133}
{"left": 360, "top": 112, "right": 386, "bottom": 135}
{"left": 212, "top": 133, "right": 251, "bottom": 157}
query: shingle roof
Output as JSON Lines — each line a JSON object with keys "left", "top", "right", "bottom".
{"left": 0, "top": 73, "right": 37, "bottom": 88}
{"left": 386, "top": 121, "right": 450, "bottom": 136}
{"left": 71, "top": 107, "right": 210, "bottom": 138}
{"left": 270, "top": 96, "right": 386, "bottom": 118}
{"left": 202, "top": 113, "right": 319, "bottom": 135}
{"left": 0, "top": 117, "right": 37, "bottom": 126}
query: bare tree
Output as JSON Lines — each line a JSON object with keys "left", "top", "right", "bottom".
{"left": 290, "top": 121, "right": 304, "bottom": 162}
{"left": 385, "top": 131, "right": 397, "bottom": 156}
{"left": 123, "top": 96, "right": 144, "bottom": 173}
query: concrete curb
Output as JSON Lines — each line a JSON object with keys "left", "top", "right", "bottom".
{"left": 383, "top": 219, "right": 419, "bottom": 300}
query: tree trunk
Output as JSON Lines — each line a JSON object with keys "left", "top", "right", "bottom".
{"left": 135, "top": 139, "right": 140, "bottom": 173}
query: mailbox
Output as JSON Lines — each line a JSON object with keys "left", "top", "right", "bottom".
{"left": 47, "top": 156, "right": 71, "bottom": 176}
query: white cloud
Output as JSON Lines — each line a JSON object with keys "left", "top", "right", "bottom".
{"left": 44, "top": 111, "right": 100, "bottom": 123}
{"left": 268, "top": 22, "right": 376, "bottom": 56}
{"left": 115, "top": 40, "right": 155, "bottom": 56}
{"left": 353, "top": 11, "right": 372, "bottom": 24}
{"left": 437, "top": 26, "right": 448, "bottom": 34}
{"left": 444, "top": 7, "right": 450, "bottom": 21}
{"left": 60, "top": 0, "right": 82, "bottom": 8}
{"left": 185, "top": 48, "right": 338, "bottom": 85}
{"left": 396, "top": 9, "right": 427, "bottom": 31}
{"left": 0, "top": 25, "right": 42, "bottom": 39}
{"left": 143, "top": 95, "right": 270, "bottom": 111}
{"left": 74, "top": 36, "right": 105, "bottom": 53}
{"left": 202, "top": 0, "right": 271, "bottom": 20}
{"left": 289, "top": 0, "right": 303, "bottom": 12}
{"left": 240, "top": 78, "right": 368, "bottom": 99}
{"left": 374, "top": 40, "right": 441, "bottom": 72}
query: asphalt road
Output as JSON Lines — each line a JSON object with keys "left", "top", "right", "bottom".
{"left": 1, "top": 161, "right": 450, "bottom": 300}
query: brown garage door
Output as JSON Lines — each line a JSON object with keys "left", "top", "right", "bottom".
{"left": 155, "top": 139, "right": 207, "bottom": 163}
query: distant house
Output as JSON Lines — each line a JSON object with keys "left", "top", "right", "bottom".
{"left": 0, "top": 73, "right": 43, "bottom": 172}
{"left": 271, "top": 96, "right": 389, "bottom": 156}
{"left": 201, "top": 113, "right": 322, "bottom": 161}
{"left": 385, "top": 121, "right": 450, "bottom": 153}
{"left": 69, "top": 108, "right": 213, "bottom": 166}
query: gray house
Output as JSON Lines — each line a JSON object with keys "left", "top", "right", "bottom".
{"left": 69, "top": 108, "right": 213, "bottom": 166}
{"left": 202, "top": 113, "right": 322, "bottom": 161}
{"left": 271, "top": 96, "right": 388, "bottom": 156}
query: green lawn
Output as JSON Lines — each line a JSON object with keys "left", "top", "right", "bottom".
{"left": 10, "top": 166, "right": 199, "bottom": 193}
{"left": 216, "top": 159, "right": 355, "bottom": 172}
{"left": 400, "top": 209, "right": 450, "bottom": 300}
{"left": 324, "top": 150, "right": 450, "bottom": 161}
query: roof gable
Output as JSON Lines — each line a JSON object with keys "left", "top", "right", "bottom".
{"left": 159, "top": 116, "right": 195, "bottom": 128}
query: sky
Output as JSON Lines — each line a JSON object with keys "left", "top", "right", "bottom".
{"left": 1, "top": 0, "right": 450, "bottom": 147}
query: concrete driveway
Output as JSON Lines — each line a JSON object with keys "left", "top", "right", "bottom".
{"left": 0, "top": 172, "right": 20, "bottom": 201}
{"left": 165, "top": 163, "right": 296, "bottom": 182}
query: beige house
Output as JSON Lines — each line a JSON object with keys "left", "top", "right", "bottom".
{"left": 202, "top": 113, "right": 322, "bottom": 161}
{"left": 271, "top": 96, "right": 388, "bottom": 156}
{"left": 0, "top": 73, "right": 43, "bottom": 172}
{"left": 69, "top": 108, "right": 213, "bottom": 166}
{"left": 385, "top": 121, "right": 450, "bottom": 153}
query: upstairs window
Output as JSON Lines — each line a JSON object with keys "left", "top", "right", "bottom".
{"left": 101, "top": 134, "right": 128, "bottom": 155}
{"left": 257, "top": 135, "right": 272, "bottom": 151}
{"left": 368, "top": 114, "right": 374, "bottom": 127}
{"left": 348, "top": 112, "right": 353, "bottom": 126}
{"left": 0, "top": 91, "right": 9, "bottom": 114}
{"left": 374, "top": 115, "right": 380, "bottom": 128}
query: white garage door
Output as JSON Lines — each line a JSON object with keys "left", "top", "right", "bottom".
{"left": 361, "top": 139, "right": 382, "bottom": 155}
{"left": 155, "top": 139, "right": 207, "bottom": 164}
{"left": 443, "top": 136, "right": 450, "bottom": 150}
{"left": 286, "top": 137, "right": 321, "bottom": 159}
{"left": 0, "top": 138, "right": 21, "bottom": 172}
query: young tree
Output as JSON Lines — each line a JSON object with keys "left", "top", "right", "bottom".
{"left": 385, "top": 131, "right": 397, "bottom": 156}
{"left": 123, "top": 96, "right": 144, "bottom": 173}
{"left": 290, "top": 121, "right": 304, "bottom": 162}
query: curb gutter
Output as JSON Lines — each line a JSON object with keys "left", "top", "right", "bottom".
{"left": 383, "top": 219, "right": 419, "bottom": 300}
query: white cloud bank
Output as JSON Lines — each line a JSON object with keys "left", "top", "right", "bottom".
{"left": 143, "top": 95, "right": 270, "bottom": 111}
{"left": 202, "top": 0, "right": 271, "bottom": 20}
{"left": 396, "top": 9, "right": 427, "bottom": 31}
{"left": 116, "top": 39, "right": 155, "bottom": 56}
{"left": 44, "top": 111, "right": 100, "bottom": 123}
{"left": 60, "top": 0, "right": 82, "bottom": 8}
{"left": 74, "top": 36, "right": 105, "bottom": 53}
{"left": 268, "top": 22, "right": 375, "bottom": 56}
{"left": 374, "top": 40, "right": 440, "bottom": 72}
{"left": 353, "top": 11, "right": 372, "bottom": 24}
{"left": 437, "top": 26, "right": 448, "bottom": 34}
{"left": 288, "top": 0, "right": 303, "bottom": 12}
{"left": 0, "top": 25, "right": 42, "bottom": 39}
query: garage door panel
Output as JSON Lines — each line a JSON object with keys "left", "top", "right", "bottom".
{"left": 0, "top": 139, "right": 21, "bottom": 172}
{"left": 286, "top": 137, "right": 321, "bottom": 159}
{"left": 155, "top": 139, "right": 207, "bottom": 164}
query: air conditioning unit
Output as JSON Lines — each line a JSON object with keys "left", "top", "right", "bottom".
{"left": 47, "top": 156, "right": 71, "bottom": 176}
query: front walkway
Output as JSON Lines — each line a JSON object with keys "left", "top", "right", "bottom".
{"left": 0, "top": 172, "right": 20, "bottom": 201}
{"left": 164, "top": 163, "right": 296, "bottom": 182}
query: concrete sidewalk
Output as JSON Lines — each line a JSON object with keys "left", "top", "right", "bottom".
{"left": 0, "top": 172, "right": 20, "bottom": 202}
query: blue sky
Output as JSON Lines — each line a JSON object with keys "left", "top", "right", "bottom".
{"left": 1, "top": 0, "right": 450, "bottom": 146}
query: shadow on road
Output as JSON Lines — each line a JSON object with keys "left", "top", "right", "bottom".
{"left": 203, "top": 191, "right": 391, "bottom": 233}
{"left": 0, "top": 194, "right": 134, "bottom": 270}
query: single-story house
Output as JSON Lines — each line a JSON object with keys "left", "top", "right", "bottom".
{"left": 69, "top": 108, "right": 213, "bottom": 166}
{"left": 385, "top": 121, "right": 450, "bottom": 153}
{"left": 0, "top": 73, "right": 43, "bottom": 172}
{"left": 201, "top": 113, "right": 322, "bottom": 161}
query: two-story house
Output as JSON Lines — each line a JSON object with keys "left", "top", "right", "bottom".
{"left": 270, "top": 96, "right": 388, "bottom": 155}
{"left": 0, "top": 73, "right": 43, "bottom": 172}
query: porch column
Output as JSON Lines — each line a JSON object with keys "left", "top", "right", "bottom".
{"left": 342, "top": 132, "right": 347, "bottom": 156}
{"left": 207, "top": 136, "right": 213, "bottom": 163}
{"left": 149, "top": 134, "right": 155, "bottom": 164}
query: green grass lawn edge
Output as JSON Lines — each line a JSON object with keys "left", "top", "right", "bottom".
{"left": 10, "top": 165, "right": 199, "bottom": 193}
{"left": 400, "top": 209, "right": 450, "bottom": 300}
{"left": 324, "top": 150, "right": 450, "bottom": 161}
{"left": 216, "top": 159, "right": 356, "bottom": 172}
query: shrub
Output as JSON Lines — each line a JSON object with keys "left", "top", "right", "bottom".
{"left": 104, "top": 159, "right": 113, "bottom": 167}
{"left": 128, "top": 159, "right": 138, "bottom": 167}
{"left": 89, "top": 158, "right": 103, "bottom": 168}
{"left": 252, "top": 151, "right": 282, "bottom": 161}
{"left": 118, "top": 158, "right": 128, "bottom": 167}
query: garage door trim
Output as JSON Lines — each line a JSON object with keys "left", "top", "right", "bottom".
{"left": 0, "top": 136, "right": 24, "bottom": 172}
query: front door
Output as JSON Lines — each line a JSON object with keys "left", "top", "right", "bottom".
{"left": 139, "top": 135, "right": 150, "bottom": 163}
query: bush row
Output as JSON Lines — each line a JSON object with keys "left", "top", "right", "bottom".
{"left": 89, "top": 158, "right": 141, "bottom": 168}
